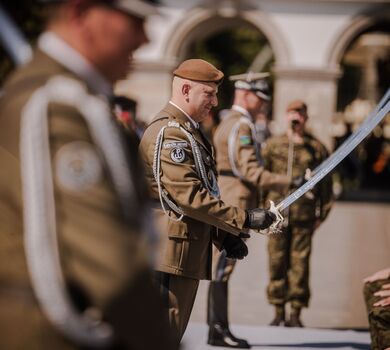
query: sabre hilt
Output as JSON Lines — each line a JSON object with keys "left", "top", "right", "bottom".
{"left": 260, "top": 200, "right": 284, "bottom": 235}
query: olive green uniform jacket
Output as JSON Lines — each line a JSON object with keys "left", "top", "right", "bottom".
{"left": 213, "top": 109, "right": 290, "bottom": 210}
{"left": 0, "top": 49, "right": 173, "bottom": 350}
{"left": 139, "top": 103, "right": 248, "bottom": 281}
{"left": 262, "top": 133, "right": 333, "bottom": 223}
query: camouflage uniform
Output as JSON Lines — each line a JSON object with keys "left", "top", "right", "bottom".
{"left": 262, "top": 132, "right": 333, "bottom": 310}
{"left": 364, "top": 278, "right": 390, "bottom": 350}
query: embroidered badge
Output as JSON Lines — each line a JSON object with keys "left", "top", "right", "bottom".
{"left": 239, "top": 135, "right": 252, "bottom": 145}
{"left": 55, "top": 141, "right": 103, "bottom": 192}
{"left": 163, "top": 141, "right": 189, "bottom": 149}
{"left": 170, "top": 147, "right": 186, "bottom": 163}
{"left": 167, "top": 121, "right": 180, "bottom": 128}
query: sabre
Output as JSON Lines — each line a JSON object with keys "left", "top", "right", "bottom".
{"left": 312, "top": 88, "right": 390, "bottom": 178}
{"left": 267, "top": 91, "right": 390, "bottom": 231}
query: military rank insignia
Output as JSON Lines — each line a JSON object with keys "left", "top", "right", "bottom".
{"left": 170, "top": 147, "right": 186, "bottom": 163}
{"left": 239, "top": 135, "right": 252, "bottom": 145}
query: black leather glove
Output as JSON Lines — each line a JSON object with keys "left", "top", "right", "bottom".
{"left": 222, "top": 233, "right": 248, "bottom": 260}
{"left": 244, "top": 209, "right": 276, "bottom": 230}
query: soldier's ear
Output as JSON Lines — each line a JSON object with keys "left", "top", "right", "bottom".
{"left": 182, "top": 83, "right": 191, "bottom": 99}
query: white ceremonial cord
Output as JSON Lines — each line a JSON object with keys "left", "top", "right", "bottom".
{"left": 153, "top": 121, "right": 220, "bottom": 221}
{"left": 19, "top": 75, "right": 157, "bottom": 347}
{"left": 20, "top": 76, "right": 117, "bottom": 347}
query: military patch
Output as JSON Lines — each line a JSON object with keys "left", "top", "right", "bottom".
{"left": 55, "top": 141, "right": 103, "bottom": 192}
{"left": 170, "top": 147, "right": 186, "bottom": 163}
{"left": 239, "top": 135, "right": 252, "bottom": 145}
{"left": 163, "top": 141, "right": 189, "bottom": 149}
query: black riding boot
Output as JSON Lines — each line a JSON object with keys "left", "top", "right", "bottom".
{"left": 207, "top": 281, "right": 251, "bottom": 348}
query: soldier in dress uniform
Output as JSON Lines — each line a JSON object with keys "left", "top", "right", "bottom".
{"left": 0, "top": 1, "right": 175, "bottom": 349}
{"left": 363, "top": 267, "right": 390, "bottom": 350}
{"left": 262, "top": 100, "right": 334, "bottom": 327}
{"left": 208, "top": 72, "right": 291, "bottom": 348}
{"left": 139, "top": 59, "right": 277, "bottom": 346}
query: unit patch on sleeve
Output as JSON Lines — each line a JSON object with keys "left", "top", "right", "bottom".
{"left": 170, "top": 147, "right": 186, "bottom": 163}
{"left": 239, "top": 135, "right": 252, "bottom": 145}
{"left": 55, "top": 141, "right": 103, "bottom": 192}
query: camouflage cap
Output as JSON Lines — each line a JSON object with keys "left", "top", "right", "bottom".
{"left": 173, "top": 59, "right": 224, "bottom": 84}
{"left": 286, "top": 100, "right": 308, "bottom": 115}
{"left": 229, "top": 72, "right": 271, "bottom": 101}
{"left": 38, "top": 0, "right": 159, "bottom": 19}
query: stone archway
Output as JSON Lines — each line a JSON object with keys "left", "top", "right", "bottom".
{"left": 325, "top": 9, "right": 390, "bottom": 198}
{"left": 327, "top": 8, "right": 390, "bottom": 69}
{"left": 163, "top": 7, "right": 290, "bottom": 67}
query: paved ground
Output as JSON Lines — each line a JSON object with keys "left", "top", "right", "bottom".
{"left": 189, "top": 202, "right": 390, "bottom": 328}
{"left": 182, "top": 323, "right": 370, "bottom": 350}
{"left": 180, "top": 202, "right": 390, "bottom": 349}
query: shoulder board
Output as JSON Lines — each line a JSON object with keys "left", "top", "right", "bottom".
{"left": 144, "top": 113, "right": 169, "bottom": 131}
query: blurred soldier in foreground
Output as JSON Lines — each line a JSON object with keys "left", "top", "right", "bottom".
{"left": 262, "top": 100, "right": 333, "bottom": 327}
{"left": 0, "top": 1, "right": 174, "bottom": 349}
{"left": 363, "top": 267, "right": 390, "bottom": 350}
{"left": 208, "top": 73, "right": 290, "bottom": 348}
{"left": 139, "top": 59, "right": 277, "bottom": 346}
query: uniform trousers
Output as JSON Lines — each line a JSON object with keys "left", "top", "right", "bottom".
{"left": 267, "top": 223, "right": 314, "bottom": 309}
{"left": 364, "top": 278, "right": 390, "bottom": 350}
{"left": 154, "top": 272, "right": 199, "bottom": 345}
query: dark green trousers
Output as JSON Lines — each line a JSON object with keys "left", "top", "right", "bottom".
{"left": 267, "top": 223, "right": 314, "bottom": 309}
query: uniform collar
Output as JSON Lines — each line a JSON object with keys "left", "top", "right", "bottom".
{"left": 162, "top": 102, "right": 213, "bottom": 156}
{"left": 169, "top": 101, "right": 199, "bottom": 129}
{"left": 38, "top": 31, "right": 112, "bottom": 97}
{"left": 232, "top": 104, "right": 253, "bottom": 121}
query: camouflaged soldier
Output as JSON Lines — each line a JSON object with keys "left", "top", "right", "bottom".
{"left": 0, "top": 1, "right": 175, "bottom": 349}
{"left": 208, "top": 72, "right": 290, "bottom": 348}
{"left": 363, "top": 267, "right": 390, "bottom": 350}
{"left": 139, "top": 59, "right": 277, "bottom": 346}
{"left": 262, "top": 100, "right": 333, "bottom": 327}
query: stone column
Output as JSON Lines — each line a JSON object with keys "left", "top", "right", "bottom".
{"left": 115, "top": 59, "right": 177, "bottom": 123}
{"left": 272, "top": 66, "right": 341, "bottom": 150}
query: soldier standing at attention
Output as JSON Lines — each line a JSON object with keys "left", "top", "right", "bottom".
{"left": 263, "top": 100, "right": 333, "bottom": 327}
{"left": 0, "top": 1, "right": 175, "bottom": 349}
{"left": 139, "top": 59, "right": 277, "bottom": 346}
{"left": 208, "top": 72, "right": 291, "bottom": 349}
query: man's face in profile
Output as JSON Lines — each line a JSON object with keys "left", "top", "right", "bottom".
{"left": 187, "top": 82, "right": 218, "bottom": 122}
{"left": 84, "top": 5, "right": 148, "bottom": 82}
